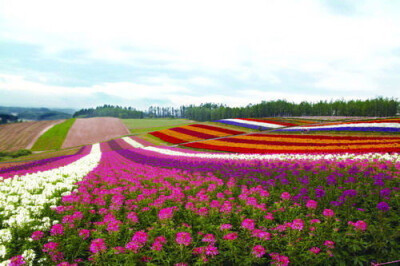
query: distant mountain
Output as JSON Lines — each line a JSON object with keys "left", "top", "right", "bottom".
{"left": 0, "top": 106, "right": 73, "bottom": 121}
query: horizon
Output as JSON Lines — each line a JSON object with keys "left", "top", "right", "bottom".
{"left": 1, "top": 0, "right": 400, "bottom": 109}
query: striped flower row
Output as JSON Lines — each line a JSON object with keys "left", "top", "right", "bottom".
{"left": 215, "top": 118, "right": 297, "bottom": 130}
{"left": 150, "top": 124, "right": 243, "bottom": 144}
{"left": 180, "top": 134, "right": 400, "bottom": 154}
{"left": 119, "top": 138, "right": 400, "bottom": 161}
{"left": 276, "top": 118, "right": 400, "bottom": 132}
{"left": 0, "top": 144, "right": 101, "bottom": 263}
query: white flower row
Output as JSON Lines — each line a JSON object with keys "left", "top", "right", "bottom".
{"left": 220, "top": 118, "right": 285, "bottom": 128}
{"left": 122, "top": 138, "right": 400, "bottom": 162}
{"left": 0, "top": 143, "right": 102, "bottom": 263}
{"left": 122, "top": 136, "right": 144, "bottom": 148}
{"left": 285, "top": 122, "right": 400, "bottom": 130}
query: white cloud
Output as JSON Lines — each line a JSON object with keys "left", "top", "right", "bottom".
{"left": 0, "top": 0, "right": 400, "bottom": 106}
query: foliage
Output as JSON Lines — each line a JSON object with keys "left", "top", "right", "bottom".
{"left": 73, "top": 105, "right": 144, "bottom": 119}
{"left": 31, "top": 119, "right": 76, "bottom": 151}
{"left": 0, "top": 149, "right": 32, "bottom": 161}
{"left": 0, "top": 106, "right": 72, "bottom": 121}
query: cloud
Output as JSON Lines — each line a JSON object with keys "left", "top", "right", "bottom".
{"left": 0, "top": 0, "right": 399, "bottom": 108}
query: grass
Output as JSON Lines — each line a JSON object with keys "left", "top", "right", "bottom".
{"left": 31, "top": 118, "right": 76, "bottom": 151}
{"left": 122, "top": 119, "right": 194, "bottom": 134}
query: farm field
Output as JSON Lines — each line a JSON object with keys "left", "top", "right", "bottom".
{"left": 31, "top": 119, "right": 76, "bottom": 151}
{"left": 122, "top": 118, "right": 195, "bottom": 134}
{"left": 0, "top": 120, "right": 62, "bottom": 151}
{"left": 0, "top": 117, "right": 400, "bottom": 265}
{"left": 62, "top": 117, "right": 130, "bottom": 148}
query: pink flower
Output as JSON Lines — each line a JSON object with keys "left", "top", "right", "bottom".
{"left": 50, "top": 224, "right": 64, "bottom": 236}
{"left": 280, "top": 192, "right": 291, "bottom": 200}
{"left": 202, "top": 234, "right": 216, "bottom": 243}
{"left": 223, "top": 232, "right": 238, "bottom": 240}
{"left": 174, "top": 263, "right": 188, "bottom": 266}
{"left": 131, "top": 231, "right": 148, "bottom": 245}
{"left": 350, "top": 220, "right": 368, "bottom": 231}
{"left": 269, "top": 253, "right": 290, "bottom": 266}
{"left": 324, "top": 240, "right": 335, "bottom": 249}
{"left": 78, "top": 229, "right": 90, "bottom": 240}
{"left": 290, "top": 219, "right": 304, "bottom": 231}
{"left": 306, "top": 200, "right": 318, "bottom": 209}
{"left": 309, "top": 247, "right": 321, "bottom": 254}
{"left": 158, "top": 207, "right": 175, "bottom": 220}
{"left": 252, "top": 229, "right": 271, "bottom": 240}
{"left": 31, "top": 230, "right": 44, "bottom": 240}
{"left": 8, "top": 255, "right": 26, "bottom": 266}
{"left": 241, "top": 218, "right": 256, "bottom": 230}
{"left": 264, "top": 212, "right": 274, "bottom": 220}
{"left": 252, "top": 245, "right": 266, "bottom": 258}
{"left": 113, "top": 246, "right": 126, "bottom": 254}
{"left": 176, "top": 232, "right": 192, "bottom": 246}
{"left": 205, "top": 245, "right": 219, "bottom": 256}
{"left": 43, "top": 242, "right": 59, "bottom": 253}
{"left": 220, "top": 224, "right": 232, "bottom": 230}
{"left": 125, "top": 241, "right": 141, "bottom": 252}
{"left": 57, "top": 262, "right": 78, "bottom": 266}
{"left": 127, "top": 212, "right": 139, "bottom": 223}
{"left": 310, "top": 219, "right": 321, "bottom": 224}
{"left": 322, "top": 209, "right": 335, "bottom": 217}
{"left": 89, "top": 238, "right": 107, "bottom": 254}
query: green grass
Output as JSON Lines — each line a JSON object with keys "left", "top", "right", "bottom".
{"left": 0, "top": 148, "right": 79, "bottom": 163}
{"left": 31, "top": 118, "right": 76, "bottom": 151}
{"left": 122, "top": 119, "right": 195, "bottom": 134}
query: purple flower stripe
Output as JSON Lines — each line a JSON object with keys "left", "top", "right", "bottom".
{"left": 275, "top": 127, "right": 400, "bottom": 132}
{"left": 215, "top": 120, "right": 270, "bottom": 130}
{"left": 0, "top": 145, "right": 91, "bottom": 178}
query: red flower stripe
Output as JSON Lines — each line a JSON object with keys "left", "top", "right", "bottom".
{"left": 149, "top": 131, "right": 185, "bottom": 144}
{"left": 240, "top": 118, "right": 297, "bottom": 127}
{"left": 170, "top": 127, "right": 217, "bottom": 139}
{"left": 246, "top": 133, "right": 400, "bottom": 141}
{"left": 300, "top": 119, "right": 400, "bottom": 128}
{"left": 182, "top": 142, "right": 400, "bottom": 154}
{"left": 219, "top": 137, "right": 400, "bottom": 146}
{"left": 189, "top": 124, "right": 243, "bottom": 135}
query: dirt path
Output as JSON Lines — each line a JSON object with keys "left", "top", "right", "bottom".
{"left": 62, "top": 117, "right": 130, "bottom": 148}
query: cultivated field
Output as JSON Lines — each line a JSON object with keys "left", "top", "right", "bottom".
{"left": 122, "top": 118, "right": 195, "bottom": 134}
{"left": 1, "top": 117, "right": 400, "bottom": 265}
{"left": 62, "top": 117, "right": 130, "bottom": 148}
{"left": 0, "top": 120, "right": 62, "bottom": 151}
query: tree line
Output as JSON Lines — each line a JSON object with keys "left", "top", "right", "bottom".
{"left": 73, "top": 98, "right": 399, "bottom": 121}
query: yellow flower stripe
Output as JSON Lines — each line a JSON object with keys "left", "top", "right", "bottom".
{"left": 179, "top": 125, "right": 232, "bottom": 137}
{"left": 232, "top": 135, "right": 399, "bottom": 144}
{"left": 200, "top": 139, "right": 400, "bottom": 151}
{"left": 157, "top": 129, "right": 202, "bottom": 142}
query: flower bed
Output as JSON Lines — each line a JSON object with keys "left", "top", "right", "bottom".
{"left": 181, "top": 134, "right": 400, "bottom": 154}
{"left": 149, "top": 124, "right": 243, "bottom": 144}
{"left": 0, "top": 144, "right": 101, "bottom": 263}
{"left": 276, "top": 118, "right": 400, "bottom": 132}
{"left": 215, "top": 118, "right": 297, "bottom": 130}
{"left": 5, "top": 147, "right": 400, "bottom": 265}
{"left": 0, "top": 146, "right": 91, "bottom": 179}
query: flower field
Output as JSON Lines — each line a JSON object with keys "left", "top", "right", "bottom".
{"left": 181, "top": 133, "right": 400, "bottom": 154}
{"left": 214, "top": 118, "right": 297, "bottom": 130}
{"left": 276, "top": 118, "right": 400, "bottom": 133}
{"left": 149, "top": 124, "right": 243, "bottom": 144}
{"left": 1, "top": 134, "right": 400, "bottom": 265}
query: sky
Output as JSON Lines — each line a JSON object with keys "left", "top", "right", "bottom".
{"left": 0, "top": 0, "right": 399, "bottom": 110}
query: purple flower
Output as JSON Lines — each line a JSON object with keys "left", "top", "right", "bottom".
{"left": 376, "top": 201, "right": 390, "bottom": 212}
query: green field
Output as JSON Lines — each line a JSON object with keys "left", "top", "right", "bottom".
{"left": 31, "top": 118, "right": 76, "bottom": 151}
{"left": 122, "top": 118, "right": 194, "bottom": 134}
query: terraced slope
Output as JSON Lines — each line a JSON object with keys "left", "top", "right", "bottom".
{"left": 62, "top": 117, "right": 130, "bottom": 148}
{"left": 0, "top": 120, "right": 62, "bottom": 151}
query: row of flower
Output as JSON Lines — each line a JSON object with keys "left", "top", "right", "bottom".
{"left": 0, "top": 144, "right": 101, "bottom": 264}
{"left": 276, "top": 118, "right": 400, "bottom": 132}
{"left": 214, "top": 118, "right": 297, "bottom": 130}
{"left": 0, "top": 146, "right": 91, "bottom": 180}
{"left": 149, "top": 124, "right": 243, "bottom": 144}
{"left": 180, "top": 133, "right": 400, "bottom": 154}
{"left": 6, "top": 142, "right": 399, "bottom": 265}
